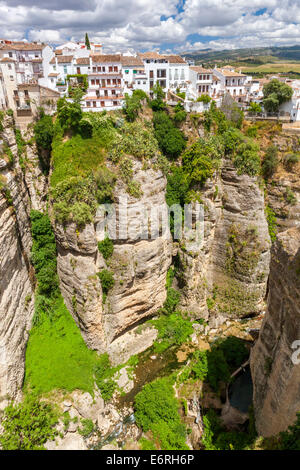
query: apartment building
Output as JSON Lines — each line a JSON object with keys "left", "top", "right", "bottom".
{"left": 121, "top": 55, "right": 147, "bottom": 93}
{"left": 82, "top": 55, "right": 124, "bottom": 111}
{"left": 138, "top": 52, "right": 188, "bottom": 94}
{"left": 188, "top": 66, "right": 213, "bottom": 99}
{"left": 213, "top": 67, "right": 247, "bottom": 102}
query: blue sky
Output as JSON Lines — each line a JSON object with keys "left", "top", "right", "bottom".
{"left": 0, "top": 1, "right": 299, "bottom": 53}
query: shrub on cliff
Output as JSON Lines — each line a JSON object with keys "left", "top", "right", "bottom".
{"left": 262, "top": 145, "right": 279, "bottom": 179}
{"left": 134, "top": 376, "right": 189, "bottom": 450}
{"left": 0, "top": 394, "right": 58, "bottom": 450}
{"left": 153, "top": 111, "right": 186, "bottom": 159}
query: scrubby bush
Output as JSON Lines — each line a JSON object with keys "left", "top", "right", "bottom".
{"left": 248, "top": 102, "right": 262, "bottom": 114}
{"left": 283, "top": 153, "right": 299, "bottom": 170}
{"left": 134, "top": 377, "right": 188, "bottom": 450}
{"left": 0, "top": 394, "right": 58, "bottom": 450}
{"left": 98, "top": 236, "right": 114, "bottom": 260}
{"left": 182, "top": 136, "right": 224, "bottom": 185}
{"left": 124, "top": 90, "right": 148, "bottom": 122}
{"left": 94, "top": 353, "right": 118, "bottom": 402}
{"left": 233, "top": 138, "right": 260, "bottom": 176}
{"left": 152, "top": 312, "right": 193, "bottom": 353}
{"left": 153, "top": 111, "right": 186, "bottom": 159}
{"left": 97, "top": 269, "right": 114, "bottom": 301}
{"left": 262, "top": 144, "right": 278, "bottom": 179}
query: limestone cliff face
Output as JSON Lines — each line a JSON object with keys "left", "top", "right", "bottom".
{"left": 250, "top": 227, "right": 300, "bottom": 437}
{"left": 0, "top": 116, "right": 46, "bottom": 403}
{"left": 178, "top": 159, "right": 271, "bottom": 321}
{"left": 55, "top": 160, "right": 172, "bottom": 359}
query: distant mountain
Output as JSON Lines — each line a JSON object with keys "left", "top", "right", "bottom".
{"left": 182, "top": 45, "right": 300, "bottom": 64}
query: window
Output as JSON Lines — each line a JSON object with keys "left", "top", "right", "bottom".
{"left": 10, "top": 75, "right": 13, "bottom": 81}
{"left": 113, "top": 101, "right": 118, "bottom": 106}
{"left": 107, "top": 79, "right": 111, "bottom": 85}
{"left": 91, "top": 79, "right": 95, "bottom": 85}
{"left": 109, "top": 66, "right": 113, "bottom": 72}
{"left": 24, "top": 90, "right": 29, "bottom": 97}
{"left": 93, "top": 101, "right": 96, "bottom": 107}
{"left": 13, "top": 90, "right": 18, "bottom": 96}
{"left": 86, "top": 102, "right": 91, "bottom": 107}
{"left": 97, "top": 67, "right": 101, "bottom": 72}
{"left": 8, "top": 64, "right": 11, "bottom": 70}
{"left": 112, "top": 89, "right": 116, "bottom": 95}
{"left": 64, "top": 66, "right": 67, "bottom": 74}
{"left": 8, "top": 52, "right": 12, "bottom": 57}
{"left": 113, "top": 66, "right": 118, "bottom": 72}
{"left": 101, "top": 101, "right": 105, "bottom": 107}
{"left": 102, "top": 66, "right": 105, "bottom": 72}
{"left": 125, "top": 70, "right": 129, "bottom": 74}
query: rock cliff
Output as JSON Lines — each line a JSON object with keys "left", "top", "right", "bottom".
{"left": 178, "top": 159, "right": 271, "bottom": 322}
{"left": 0, "top": 115, "right": 46, "bottom": 403}
{"left": 251, "top": 227, "right": 300, "bottom": 436}
{"left": 55, "top": 160, "right": 172, "bottom": 360}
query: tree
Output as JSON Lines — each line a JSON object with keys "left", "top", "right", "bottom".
{"left": 85, "top": 33, "right": 91, "bottom": 50}
{"left": 263, "top": 79, "right": 293, "bottom": 113}
{"left": 220, "top": 93, "right": 244, "bottom": 129}
{"left": 249, "top": 101, "right": 262, "bottom": 114}
{"left": 57, "top": 97, "right": 83, "bottom": 132}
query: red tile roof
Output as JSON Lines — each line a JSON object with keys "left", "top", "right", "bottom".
{"left": 91, "top": 54, "right": 121, "bottom": 63}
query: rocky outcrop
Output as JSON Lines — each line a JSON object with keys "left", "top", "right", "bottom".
{"left": 251, "top": 227, "right": 300, "bottom": 436}
{"left": 179, "top": 160, "right": 271, "bottom": 320}
{"left": 0, "top": 116, "right": 37, "bottom": 404}
{"left": 55, "top": 161, "right": 172, "bottom": 359}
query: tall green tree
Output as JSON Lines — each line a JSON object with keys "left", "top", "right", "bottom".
{"left": 263, "top": 79, "right": 293, "bottom": 113}
{"left": 85, "top": 33, "right": 91, "bottom": 50}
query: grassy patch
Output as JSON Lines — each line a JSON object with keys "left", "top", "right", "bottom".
{"left": 24, "top": 296, "right": 100, "bottom": 395}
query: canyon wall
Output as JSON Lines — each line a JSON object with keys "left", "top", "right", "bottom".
{"left": 0, "top": 115, "right": 46, "bottom": 403}
{"left": 251, "top": 227, "right": 300, "bottom": 436}
{"left": 55, "top": 160, "right": 172, "bottom": 359}
{"left": 178, "top": 159, "right": 271, "bottom": 322}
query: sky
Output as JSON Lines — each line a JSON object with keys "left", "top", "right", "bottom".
{"left": 1, "top": 0, "right": 300, "bottom": 53}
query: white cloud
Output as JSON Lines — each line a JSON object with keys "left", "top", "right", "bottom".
{"left": 0, "top": 0, "right": 300, "bottom": 52}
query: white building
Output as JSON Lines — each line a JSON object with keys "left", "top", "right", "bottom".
{"left": 138, "top": 52, "right": 189, "bottom": 95}
{"left": 82, "top": 54, "right": 124, "bottom": 112}
{"left": 213, "top": 67, "right": 247, "bottom": 103}
{"left": 188, "top": 66, "right": 213, "bottom": 100}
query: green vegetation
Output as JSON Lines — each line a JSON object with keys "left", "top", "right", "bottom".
{"left": 150, "top": 83, "right": 166, "bottom": 112}
{"left": 85, "top": 32, "right": 91, "bottom": 50}
{"left": 248, "top": 102, "right": 262, "bottom": 114}
{"left": 34, "top": 112, "right": 54, "bottom": 174}
{"left": 78, "top": 418, "right": 94, "bottom": 437}
{"left": 25, "top": 295, "right": 101, "bottom": 395}
{"left": 98, "top": 236, "right": 114, "bottom": 260}
{"left": 0, "top": 394, "right": 58, "bottom": 450}
{"left": 151, "top": 312, "right": 193, "bottom": 354}
{"left": 153, "top": 111, "right": 186, "bottom": 159}
{"left": 283, "top": 152, "right": 299, "bottom": 170}
{"left": 197, "top": 94, "right": 211, "bottom": 104}
{"left": 263, "top": 79, "right": 293, "bottom": 113}
{"left": 97, "top": 269, "right": 115, "bottom": 302}
{"left": 201, "top": 409, "right": 256, "bottom": 450}
{"left": 134, "top": 376, "right": 189, "bottom": 450}
{"left": 182, "top": 136, "right": 224, "bottom": 185}
{"left": 30, "top": 210, "right": 59, "bottom": 321}
{"left": 94, "top": 353, "right": 119, "bottom": 402}
{"left": 124, "top": 89, "right": 148, "bottom": 122}
{"left": 262, "top": 144, "right": 278, "bottom": 179}
{"left": 233, "top": 138, "right": 261, "bottom": 176}
{"left": 25, "top": 210, "right": 101, "bottom": 395}
{"left": 265, "top": 205, "right": 277, "bottom": 242}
